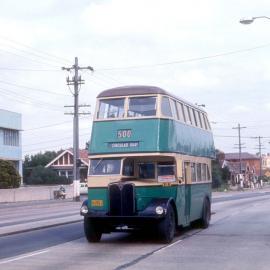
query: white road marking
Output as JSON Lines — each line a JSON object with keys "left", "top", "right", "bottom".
{"left": 154, "top": 239, "right": 183, "bottom": 254}
{"left": 0, "top": 249, "right": 49, "bottom": 265}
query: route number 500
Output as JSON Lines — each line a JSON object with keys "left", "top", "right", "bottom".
{"left": 117, "top": 129, "right": 132, "bottom": 138}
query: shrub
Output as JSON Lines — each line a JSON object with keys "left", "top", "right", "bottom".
{"left": 25, "top": 166, "right": 71, "bottom": 185}
{"left": 0, "top": 160, "right": 21, "bottom": 189}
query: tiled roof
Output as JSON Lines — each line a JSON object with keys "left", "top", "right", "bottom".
{"left": 68, "top": 148, "right": 89, "bottom": 164}
{"left": 224, "top": 152, "right": 259, "bottom": 160}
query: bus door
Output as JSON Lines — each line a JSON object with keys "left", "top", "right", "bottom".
{"left": 183, "top": 161, "right": 191, "bottom": 225}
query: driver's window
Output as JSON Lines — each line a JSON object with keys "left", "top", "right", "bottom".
{"left": 139, "top": 163, "right": 155, "bottom": 179}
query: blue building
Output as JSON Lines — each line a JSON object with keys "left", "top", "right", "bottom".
{"left": 0, "top": 109, "right": 22, "bottom": 183}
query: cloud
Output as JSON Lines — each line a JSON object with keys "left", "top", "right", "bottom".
{"left": 81, "top": 0, "right": 217, "bottom": 40}
{"left": 173, "top": 69, "right": 220, "bottom": 88}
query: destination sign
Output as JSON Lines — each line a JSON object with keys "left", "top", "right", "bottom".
{"left": 108, "top": 141, "right": 139, "bottom": 148}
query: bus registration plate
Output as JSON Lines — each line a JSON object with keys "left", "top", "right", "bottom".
{"left": 91, "top": 200, "right": 104, "bottom": 207}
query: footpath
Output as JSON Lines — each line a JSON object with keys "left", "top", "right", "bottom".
{"left": 1, "top": 187, "right": 270, "bottom": 237}
{"left": 0, "top": 199, "right": 83, "bottom": 237}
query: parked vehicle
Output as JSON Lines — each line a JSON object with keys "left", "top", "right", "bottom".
{"left": 80, "top": 182, "right": 88, "bottom": 195}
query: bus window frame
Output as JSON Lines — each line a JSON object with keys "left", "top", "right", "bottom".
{"left": 161, "top": 96, "right": 173, "bottom": 118}
{"left": 127, "top": 96, "right": 157, "bottom": 118}
{"left": 169, "top": 98, "right": 179, "bottom": 120}
{"left": 122, "top": 158, "right": 135, "bottom": 178}
{"left": 95, "top": 95, "right": 159, "bottom": 121}
{"left": 88, "top": 158, "right": 123, "bottom": 176}
{"left": 176, "top": 102, "right": 186, "bottom": 123}
{"left": 96, "top": 97, "right": 126, "bottom": 120}
{"left": 197, "top": 111, "right": 203, "bottom": 129}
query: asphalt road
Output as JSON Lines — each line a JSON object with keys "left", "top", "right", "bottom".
{"left": 0, "top": 192, "right": 270, "bottom": 270}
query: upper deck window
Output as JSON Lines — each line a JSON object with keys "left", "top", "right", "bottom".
{"left": 161, "top": 96, "right": 172, "bottom": 117}
{"left": 98, "top": 98, "right": 125, "bottom": 119}
{"left": 128, "top": 97, "right": 156, "bottom": 117}
{"left": 170, "top": 99, "right": 179, "bottom": 120}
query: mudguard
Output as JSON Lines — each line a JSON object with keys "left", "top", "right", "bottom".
{"left": 138, "top": 197, "right": 176, "bottom": 218}
{"left": 81, "top": 199, "right": 88, "bottom": 207}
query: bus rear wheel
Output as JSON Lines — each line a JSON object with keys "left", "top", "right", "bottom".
{"left": 157, "top": 204, "right": 175, "bottom": 243}
{"left": 84, "top": 217, "right": 102, "bottom": 242}
{"left": 199, "top": 198, "right": 211, "bottom": 229}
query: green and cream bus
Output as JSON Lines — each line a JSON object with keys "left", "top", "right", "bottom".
{"left": 80, "top": 85, "right": 215, "bottom": 243}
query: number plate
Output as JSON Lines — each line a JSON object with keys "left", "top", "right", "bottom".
{"left": 91, "top": 200, "right": 104, "bottom": 207}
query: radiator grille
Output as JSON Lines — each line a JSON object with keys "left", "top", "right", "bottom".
{"left": 108, "top": 183, "right": 135, "bottom": 216}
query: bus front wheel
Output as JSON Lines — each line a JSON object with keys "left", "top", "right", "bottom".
{"left": 157, "top": 204, "right": 176, "bottom": 243}
{"left": 199, "top": 198, "right": 211, "bottom": 229}
{"left": 84, "top": 217, "right": 102, "bottom": 242}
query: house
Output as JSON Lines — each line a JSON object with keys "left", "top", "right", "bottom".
{"left": 262, "top": 153, "right": 270, "bottom": 169}
{"left": 45, "top": 148, "right": 89, "bottom": 182}
{"left": 0, "top": 109, "right": 22, "bottom": 184}
{"left": 222, "top": 152, "right": 260, "bottom": 187}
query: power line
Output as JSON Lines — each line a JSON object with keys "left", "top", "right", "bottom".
{"left": 232, "top": 123, "right": 246, "bottom": 174}
{"left": 0, "top": 79, "right": 69, "bottom": 97}
{"left": 0, "top": 87, "right": 63, "bottom": 109}
{"left": 97, "top": 43, "right": 270, "bottom": 71}
{"left": 62, "top": 57, "right": 93, "bottom": 200}
{"left": 0, "top": 36, "right": 71, "bottom": 65}
{"left": 251, "top": 136, "right": 265, "bottom": 180}
{"left": 0, "top": 47, "right": 59, "bottom": 68}
{"left": 0, "top": 67, "right": 61, "bottom": 72}
{"left": 23, "top": 120, "right": 73, "bottom": 131}
{"left": 23, "top": 132, "right": 90, "bottom": 147}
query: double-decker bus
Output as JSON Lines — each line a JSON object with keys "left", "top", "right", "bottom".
{"left": 80, "top": 85, "right": 215, "bottom": 243}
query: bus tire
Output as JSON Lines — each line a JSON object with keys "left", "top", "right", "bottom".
{"left": 157, "top": 204, "right": 175, "bottom": 243}
{"left": 84, "top": 217, "right": 102, "bottom": 242}
{"left": 199, "top": 198, "right": 211, "bottom": 229}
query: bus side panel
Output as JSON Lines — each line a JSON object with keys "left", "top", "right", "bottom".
{"left": 89, "top": 119, "right": 160, "bottom": 154}
{"left": 135, "top": 186, "right": 178, "bottom": 212}
{"left": 190, "top": 183, "right": 212, "bottom": 221}
{"left": 159, "top": 119, "right": 215, "bottom": 158}
{"left": 175, "top": 185, "right": 187, "bottom": 226}
{"left": 88, "top": 188, "right": 109, "bottom": 212}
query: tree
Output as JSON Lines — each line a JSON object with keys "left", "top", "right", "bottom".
{"left": 23, "top": 150, "right": 68, "bottom": 185}
{"left": 24, "top": 150, "right": 62, "bottom": 168}
{"left": 26, "top": 166, "right": 69, "bottom": 185}
{"left": 0, "top": 160, "right": 21, "bottom": 188}
{"left": 212, "top": 160, "right": 223, "bottom": 188}
{"left": 212, "top": 149, "right": 230, "bottom": 189}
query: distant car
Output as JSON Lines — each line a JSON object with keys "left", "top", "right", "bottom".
{"left": 80, "top": 182, "right": 88, "bottom": 195}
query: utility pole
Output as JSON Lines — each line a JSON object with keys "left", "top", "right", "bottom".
{"left": 62, "top": 57, "right": 93, "bottom": 201}
{"left": 252, "top": 136, "right": 265, "bottom": 181}
{"left": 232, "top": 123, "right": 246, "bottom": 174}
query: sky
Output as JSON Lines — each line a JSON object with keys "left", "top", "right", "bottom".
{"left": 0, "top": 0, "right": 270, "bottom": 157}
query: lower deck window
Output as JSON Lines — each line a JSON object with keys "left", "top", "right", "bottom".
{"left": 123, "top": 159, "right": 134, "bottom": 176}
{"left": 157, "top": 163, "right": 175, "bottom": 182}
{"left": 139, "top": 163, "right": 155, "bottom": 179}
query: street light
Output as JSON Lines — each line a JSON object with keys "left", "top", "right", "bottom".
{"left": 240, "top": 16, "right": 270, "bottom": 24}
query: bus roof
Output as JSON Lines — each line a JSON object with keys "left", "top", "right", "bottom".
{"left": 97, "top": 85, "right": 206, "bottom": 113}
{"left": 97, "top": 85, "right": 169, "bottom": 98}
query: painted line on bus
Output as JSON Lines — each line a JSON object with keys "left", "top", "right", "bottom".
{"left": 0, "top": 249, "right": 50, "bottom": 265}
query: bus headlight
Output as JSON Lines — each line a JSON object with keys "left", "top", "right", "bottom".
{"left": 80, "top": 205, "right": 88, "bottom": 215}
{"left": 155, "top": 206, "right": 164, "bottom": 215}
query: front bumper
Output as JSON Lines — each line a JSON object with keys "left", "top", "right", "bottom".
{"left": 82, "top": 210, "right": 165, "bottom": 228}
